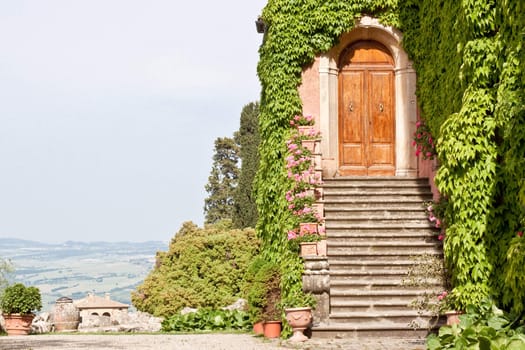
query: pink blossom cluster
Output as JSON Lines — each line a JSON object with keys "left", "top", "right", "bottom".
{"left": 425, "top": 201, "right": 445, "bottom": 241}
{"left": 412, "top": 120, "right": 436, "bottom": 160}
{"left": 289, "top": 114, "right": 314, "bottom": 127}
{"left": 437, "top": 290, "right": 448, "bottom": 301}
{"left": 518, "top": 231, "right": 523, "bottom": 238}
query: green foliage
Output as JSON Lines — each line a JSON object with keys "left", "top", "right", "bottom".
{"left": 1, "top": 283, "right": 42, "bottom": 315}
{"left": 255, "top": 0, "right": 399, "bottom": 318}
{"left": 161, "top": 308, "right": 251, "bottom": 332}
{"left": 427, "top": 299, "right": 525, "bottom": 350}
{"left": 232, "top": 102, "right": 260, "bottom": 229}
{"left": 243, "top": 257, "right": 281, "bottom": 322}
{"left": 256, "top": 0, "right": 525, "bottom": 320}
{"left": 204, "top": 137, "right": 240, "bottom": 224}
{"left": 131, "top": 221, "right": 259, "bottom": 317}
{"left": 0, "top": 258, "right": 13, "bottom": 294}
{"left": 400, "top": 0, "right": 525, "bottom": 312}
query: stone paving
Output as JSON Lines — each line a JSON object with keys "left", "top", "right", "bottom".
{"left": 0, "top": 334, "right": 428, "bottom": 350}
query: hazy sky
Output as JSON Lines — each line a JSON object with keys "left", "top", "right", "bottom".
{"left": 0, "top": 1, "right": 267, "bottom": 243}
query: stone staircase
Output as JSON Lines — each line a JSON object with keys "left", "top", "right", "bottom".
{"left": 312, "top": 177, "right": 444, "bottom": 338}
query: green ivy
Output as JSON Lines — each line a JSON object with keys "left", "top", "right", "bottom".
{"left": 255, "top": 0, "right": 399, "bottom": 317}
{"left": 256, "top": 0, "right": 525, "bottom": 316}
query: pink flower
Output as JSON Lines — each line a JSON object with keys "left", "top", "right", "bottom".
{"left": 416, "top": 121, "right": 421, "bottom": 128}
{"left": 438, "top": 233, "right": 445, "bottom": 241}
{"left": 415, "top": 149, "right": 421, "bottom": 157}
{"left": 287, "top": 230, "right": 297, "bottom": 240}
{"left": 518, "top": 231, "right": 523, "bottom": 237}
{"left": 429, "top": 214, "right": 436, "bottom": 222}
{"left": 437, "top": 291, "right": 448, "bottom": 301}
{"left": 435, "top": 219, "right": 441, "bottom": 228}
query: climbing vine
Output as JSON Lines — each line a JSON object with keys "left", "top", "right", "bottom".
{"left": 400, "top": 0, "right": 525, "bottom": 312}
{"left": 256, "top": 0, "right": 525, "bottom": 314}
{"left": 255, "top": 0, "right": 399, "bottom": 310}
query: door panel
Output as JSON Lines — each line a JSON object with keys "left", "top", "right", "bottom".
{"left": 340, "top": 71, "right": 366, "bottom": 174}
{"left": 338, "top": 41, "right": 395, "bottom": 176}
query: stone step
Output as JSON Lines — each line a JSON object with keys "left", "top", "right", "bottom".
{"left": 327, "top": 235, "right": 439, "bottom": 246}
{"left": 330, "top": 299, "right": 415, "bottom": 313}
{"left": 325, "top": 210, "right": 428, "bottom": 219}
{"left": 325, "top": 219, "right": 435, "bottom": 229}
{"left": 322, "top": 177, "right": 430, "bottom": 187}
{"left": 323, "top": 193, "right": 433, "bottom": 202}
{"left": 311, "top": 322, "right": 433, "bottom": 339}
{"left": 328, "top": 310, "right": 435, "bottom": 325}
{"left": 325, "top": 201, "right": 426, "bottom": 210}
{"left": 328, "top": 245, "right": 442, "bottom": 256}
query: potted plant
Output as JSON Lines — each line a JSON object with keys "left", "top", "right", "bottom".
{"left": 243, "top": 255, "right": 266, "bottom": 334}
{"left": 247, "top": 259, "right": 281, "bottom": 338}
{"left": 281, "top": 288, "right": 316, "bottom": 342}
{"left": 1, "top": 283, "right": 42, "bottom": 335}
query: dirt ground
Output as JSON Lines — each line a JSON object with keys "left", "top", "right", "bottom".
{"left": 0, "top": 333, "right": 427, "bottom": 350}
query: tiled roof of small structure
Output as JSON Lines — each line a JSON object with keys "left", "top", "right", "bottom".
{"left": 74, "top": 293, "right": 129, "bottom": 309}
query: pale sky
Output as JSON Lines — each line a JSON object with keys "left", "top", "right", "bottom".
{"left": 0, "top": 0, "right": 267, "bottom": 243}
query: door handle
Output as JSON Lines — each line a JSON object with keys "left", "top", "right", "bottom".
{"left": 379, "top": 103, "right": 384, "bottom": 112}
{"left": 349, "top": 102, "right": 354, "bottom": 112}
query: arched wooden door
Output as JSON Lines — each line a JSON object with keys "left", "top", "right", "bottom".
{"left": 338, "top": 41, "right": 395, "bottom": 176}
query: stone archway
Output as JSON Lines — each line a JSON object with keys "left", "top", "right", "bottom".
{"left": 299, "top": 16, "right": 418, "bottom": 178}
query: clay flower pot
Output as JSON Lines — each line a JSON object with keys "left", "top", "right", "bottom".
{"left": 300, "top": 242, "right": 318, "bottom": 257}
{"left": 263, "top": 320, "right": 282, "bottom": 338}
{"left": 3, "top": 314, "right": 35, "bottom": 336}
{"left": 284, "top": 307, "right": 312, "bottom": 342}
{"left": 252, "top": 321, "right": 264, "bottom": 335}
{"left": 444, "top": 310, "right": 464, "bottom": 325}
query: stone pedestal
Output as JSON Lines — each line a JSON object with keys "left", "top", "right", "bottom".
{"left": 302, "top": 256, "right": 330, "bottom": 324}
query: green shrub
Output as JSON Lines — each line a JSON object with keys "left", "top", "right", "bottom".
{"left": 1, "top": 283, "right": 42, "bottom": 315}
{"left": 132, "top": 220, "right": 260, "bottom": 317}
{"left": 161, "top": 308, "right": 251, "bottom": 332}
{"left": 427, "top": 299, "right": 525, "bottom": 350}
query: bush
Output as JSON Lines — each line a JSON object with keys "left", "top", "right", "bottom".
{"left": 132, "top": 221, "right": 259, "bottom": 317}
{"left": 1, "top": 283, "right": 42, "bottom": 315}
{"left": 427, "top": 299, "right": 525, "bottom": 350}
{"left": 243, "top": 257, "right": 281, "bottom": 322}
{"left": 161, "top": 308, "right": 251, "bottom": 332}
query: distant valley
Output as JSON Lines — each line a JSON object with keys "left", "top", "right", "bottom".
{"left": 0, "top": 238, "right": 167, "bottom": 311}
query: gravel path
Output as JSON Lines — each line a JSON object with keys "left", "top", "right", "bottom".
{"left": 0, "top": 333, "right": 427, "bottom": 350}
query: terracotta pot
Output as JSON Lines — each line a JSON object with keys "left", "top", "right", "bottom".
{"left": 51, "top": 297, "right": 80, "bottom": 332}
{"left": 445, "top": 311, "right": 464, "bottom": 325}
{"left": 297, "top": 126, "right": 316, "bottom": 137}
{"left": 284, "top": 307, "right": 312, "bottom": 342}
{"left": 300, "top": 242, "right": 318, "bottom": 257}
{"left": 3, "top": 314, "right": 35, "bottom": 336}
{"left": 299, "top": 223, "right": 318, "bottom": 235}
{"left": 263, "top": 321, "right": 281, "bottom": 338}
{"left": 252, "top": 321, "right": 264, "bottom": 335}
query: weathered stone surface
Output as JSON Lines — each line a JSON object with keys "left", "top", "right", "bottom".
{"left": 222, "top": 298, "right": 248, "bottom": 311}
{"left": 78, "top": 311, "right": 163, "bottom": 333}
{"left": 32, "top": 312, "right": 52, "bottom": 334}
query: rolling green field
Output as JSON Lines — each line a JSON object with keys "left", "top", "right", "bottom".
{"left": 0, "top": 238, "right": 167, "bottom": 311}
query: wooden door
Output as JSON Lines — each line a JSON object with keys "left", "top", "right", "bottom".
{"left": 338, "top": 41, "right": 395, "bottom": 176}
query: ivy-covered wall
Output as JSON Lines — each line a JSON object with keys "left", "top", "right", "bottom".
{"left": 400, "top": 0, "right": 525, "bottom": 312}
{"left": 256, "top": 0, "right": 525, "bottom": 312}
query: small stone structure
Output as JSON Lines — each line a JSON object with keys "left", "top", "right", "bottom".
{"left": 74, "top": 292, "right": 129, "bottom": 320}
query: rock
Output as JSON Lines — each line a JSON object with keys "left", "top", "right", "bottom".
{"left": 222, "top": 298, "right": 248, "bottom": 312}
{"left": 77, "top": 311, "right": 163, "bottom": 333}
{"left": 180, "top": 307, "right": 198, "bottom": 315}
{"left": 32, "top": 312, "right": 52, "bottom": 334}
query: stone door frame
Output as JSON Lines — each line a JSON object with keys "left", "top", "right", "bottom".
{"left": 317, "top": 16, "right": 417, "bottom": 178}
